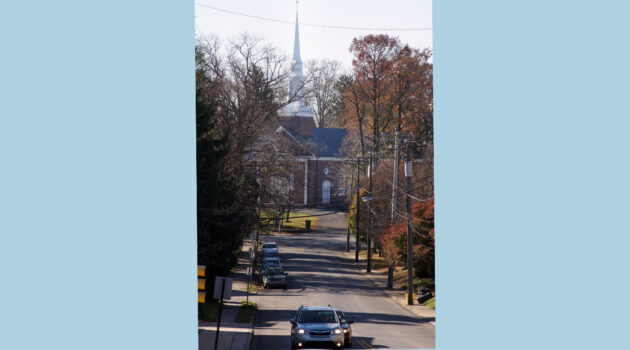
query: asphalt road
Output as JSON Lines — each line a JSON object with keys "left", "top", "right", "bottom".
{"left": 251, "top": 209, "right": 435, "bottom": 350}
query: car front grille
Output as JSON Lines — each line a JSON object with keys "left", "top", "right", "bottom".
{"left": 309, "top": 330, "right": 331, "bottom": 336}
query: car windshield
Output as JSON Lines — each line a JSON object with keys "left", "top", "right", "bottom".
{"left": 262, "top": 243, "right": 277, "bottom": 249}
{"left": 264, "top": 251, "right": 279, "bottom": 258}
{"left": 299, "top": 310, "right": 337, "bottom": 324}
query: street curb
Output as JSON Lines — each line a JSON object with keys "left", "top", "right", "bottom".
{"left": 342, "top": 249, "right": 436, "bottom": 328}
{"left": 247, "top": 306, "right": 256, "bottom": 350}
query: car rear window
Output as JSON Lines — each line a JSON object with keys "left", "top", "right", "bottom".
{"left": 299, "top": 310, "right": 337, "bottom": 323}
{"left": 264, "top": 267, "right": 284, "bottom": 275}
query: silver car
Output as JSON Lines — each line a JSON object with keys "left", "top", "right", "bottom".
{"left": 290, "top": 305, "right": 345, "bottom": 349}
{"left": 262, "top": 255, "right": 282, "bottom": 267}
{"left": 261, "top": 260, "right": 282, "bottom": 272}
{"left": 262, "top": 267, "right": 287, "bottom": 289}
{"left": 261, "top": 242, "right": 278, "bottom": 253}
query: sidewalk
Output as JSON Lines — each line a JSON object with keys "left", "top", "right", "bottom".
{"left": 343, "top": 244, "right": 436, "bottom": 327}
{"left": 199, "top": 241, "right": 257, "bottom": 350}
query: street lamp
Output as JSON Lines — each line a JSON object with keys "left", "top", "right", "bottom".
{"left": 404, "top": 138, "right": 414, "bottom": 305}
{"left": 362, "top": 195, "right": 373, "bottom": 273}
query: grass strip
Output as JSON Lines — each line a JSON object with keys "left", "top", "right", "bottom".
{"left": 198, "top": 301, "right": 219, "bottom": 322}
{"left": 236, "top": 301, "right": 257, "bottom": 323}
{"left": 357, "top": 250, "right": 388, "bottom": 271}
{"left": 260, "top": 212, "right": 319, "bottom": 232}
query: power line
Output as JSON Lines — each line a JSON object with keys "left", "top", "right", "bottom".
{"left": 196, "top": 3, "right": 432, "bottom": 31}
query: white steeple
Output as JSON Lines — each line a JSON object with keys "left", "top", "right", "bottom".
{"left": 289, "top": 2, "right": 306, "bottom": 104}
{"left": 292, "top": 8, "right": 303, "bottom": 74}
{"left": 280, "top": 1, "right": 314, "bottom": 119}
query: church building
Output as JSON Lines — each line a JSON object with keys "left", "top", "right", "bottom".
{"left": 275, "top": 9, "right": 348, "bottom": 206}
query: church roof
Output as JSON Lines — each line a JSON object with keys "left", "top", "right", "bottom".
{"left": 312, "top": 128, "right": 347, "bottom": 157}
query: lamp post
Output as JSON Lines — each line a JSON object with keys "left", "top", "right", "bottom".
{"left": 362, "top": 195, "right": 373, "bottom": 273}
{"left": 355, "top": 160, "right": 361, "bottom": 262}
{"left": 346, "top": 163, "right": 355, "bottom": 252}
{"left": 368, "top": 150, "right": 374, "bottom": 272}
{"left": 405, "top": 137, "right": 414, "bottom": 305}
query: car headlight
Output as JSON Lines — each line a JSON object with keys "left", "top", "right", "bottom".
{"left": 297, "top": 328, "right": 306, "bottom": 334}
{"left": 333, "top": 328, "right": 342, "bottom": 334}
{"left": 343, "top": 329, "right": 348, "bottom": 333}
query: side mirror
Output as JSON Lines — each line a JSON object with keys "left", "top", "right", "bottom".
{"left": 348, "top": 320, "right": 354, "bottom": 324}
{"left": 289, "top": 318, "right": 295, "bottom": 324}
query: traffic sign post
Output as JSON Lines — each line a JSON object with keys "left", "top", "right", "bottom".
{"left": 213, "top": 276, "right": 233, "bottom": 350}
{"left": 246, "top": 266, "right": 252, "bottom": 304}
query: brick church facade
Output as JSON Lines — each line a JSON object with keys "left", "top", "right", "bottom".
{"left": 269, "top": 9, "right": 348, "bottom": 206}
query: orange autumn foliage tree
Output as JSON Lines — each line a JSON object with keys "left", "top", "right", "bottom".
{"left": 341, "top": 34, "right": 433, "bottom": 156}
{"left": 381, "top": 198, "right": 434, "bottom": 278}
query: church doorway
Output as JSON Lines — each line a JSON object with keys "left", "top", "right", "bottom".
{"left": 322, "top": 180, "right": 331, "bottom": 204}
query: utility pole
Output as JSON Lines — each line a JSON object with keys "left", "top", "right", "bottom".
{"left": 391, "top": 129, "right": 399, "bottom": 224}
{"left": 246, "top": 249, "right": 252, "bottom": 305}
{"left": 346, "top": 162, "right": 355, "bottom": 252}
{"left": 366, "top": 151, "right": 373, "bottom": 273}
{"left": 405, "top": 136, "right": 414, "bottom": 305}
{"left": 214, "top": 278, "right": 226, "bottom": 350}
{"left": 355, "top": 159, "right": 361, "bottom": 263}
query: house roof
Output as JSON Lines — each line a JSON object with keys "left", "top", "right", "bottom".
{"left": 312, "top": 128, "right": 347, "bottom": 157}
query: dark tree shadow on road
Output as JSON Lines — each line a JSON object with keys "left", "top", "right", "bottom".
{"left": 255, "top": 308, "right": 432, "bottom": 328}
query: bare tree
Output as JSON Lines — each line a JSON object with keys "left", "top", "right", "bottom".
{"left": 349, "top": 34, "right": 401, "bottom": 155}
{"left": 305, "top": 59, "right": 342, "bottom": 128}
{"left": 196, "top": 33, "right": 314, "bottom": 233}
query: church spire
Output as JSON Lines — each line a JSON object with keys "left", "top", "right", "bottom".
{"left": 292, "top": 5, "right": 302, "bottom": 66}
{"left": 288, "top": 1, "right": 306, "bottom": 103}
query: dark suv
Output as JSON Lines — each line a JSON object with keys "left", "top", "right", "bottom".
{"left": 290, "top": 305, "right": 345, "bottom": 349}
{"left": 334, "top": 309, "right": 353, "bottom": 347}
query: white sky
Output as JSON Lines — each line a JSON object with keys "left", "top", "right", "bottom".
{"left": 195, "top": 0, "right": 433, "bottom": 71}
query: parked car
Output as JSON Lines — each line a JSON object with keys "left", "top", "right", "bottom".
{"left": 262, "top": 266, "right": 288, "bottom": 289}
{"left": 262, "top": 247, "right": 279, "bottom": 257}
{"left": 290, "top": 305, "right": 345, "bottom": 349}
{"left": 417, "top": 288, "right": 434, "bottom": 304}
{"left": 334, "top": 309, "right": 353, "bottom": 347}
{"left": 261, "top": 242, "right": 279, "bottom": 258}
{"left": 262, "top": 255, "right": 282, "bottom": 265}
{"left": 261, "top": 242, "right": 278, "bottom": 250}
{"left": 261, "top": 257, "right": 283, "bottom": 272}
{"left": 262, "top": 250, "right": 280, "bottom": 259}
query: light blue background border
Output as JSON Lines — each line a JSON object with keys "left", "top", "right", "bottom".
{"left": 2, "top": 1, "right": 630, "bottom": 349}
{"left": 1, "top": 1, "right": 196, "bottom": 349}
{"left": 434, "top": 1, "right": 630, "bottom": 349}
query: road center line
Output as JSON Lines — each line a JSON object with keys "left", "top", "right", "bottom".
{"left": 356, "top": 339, "right": 373, "bottom": 349}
